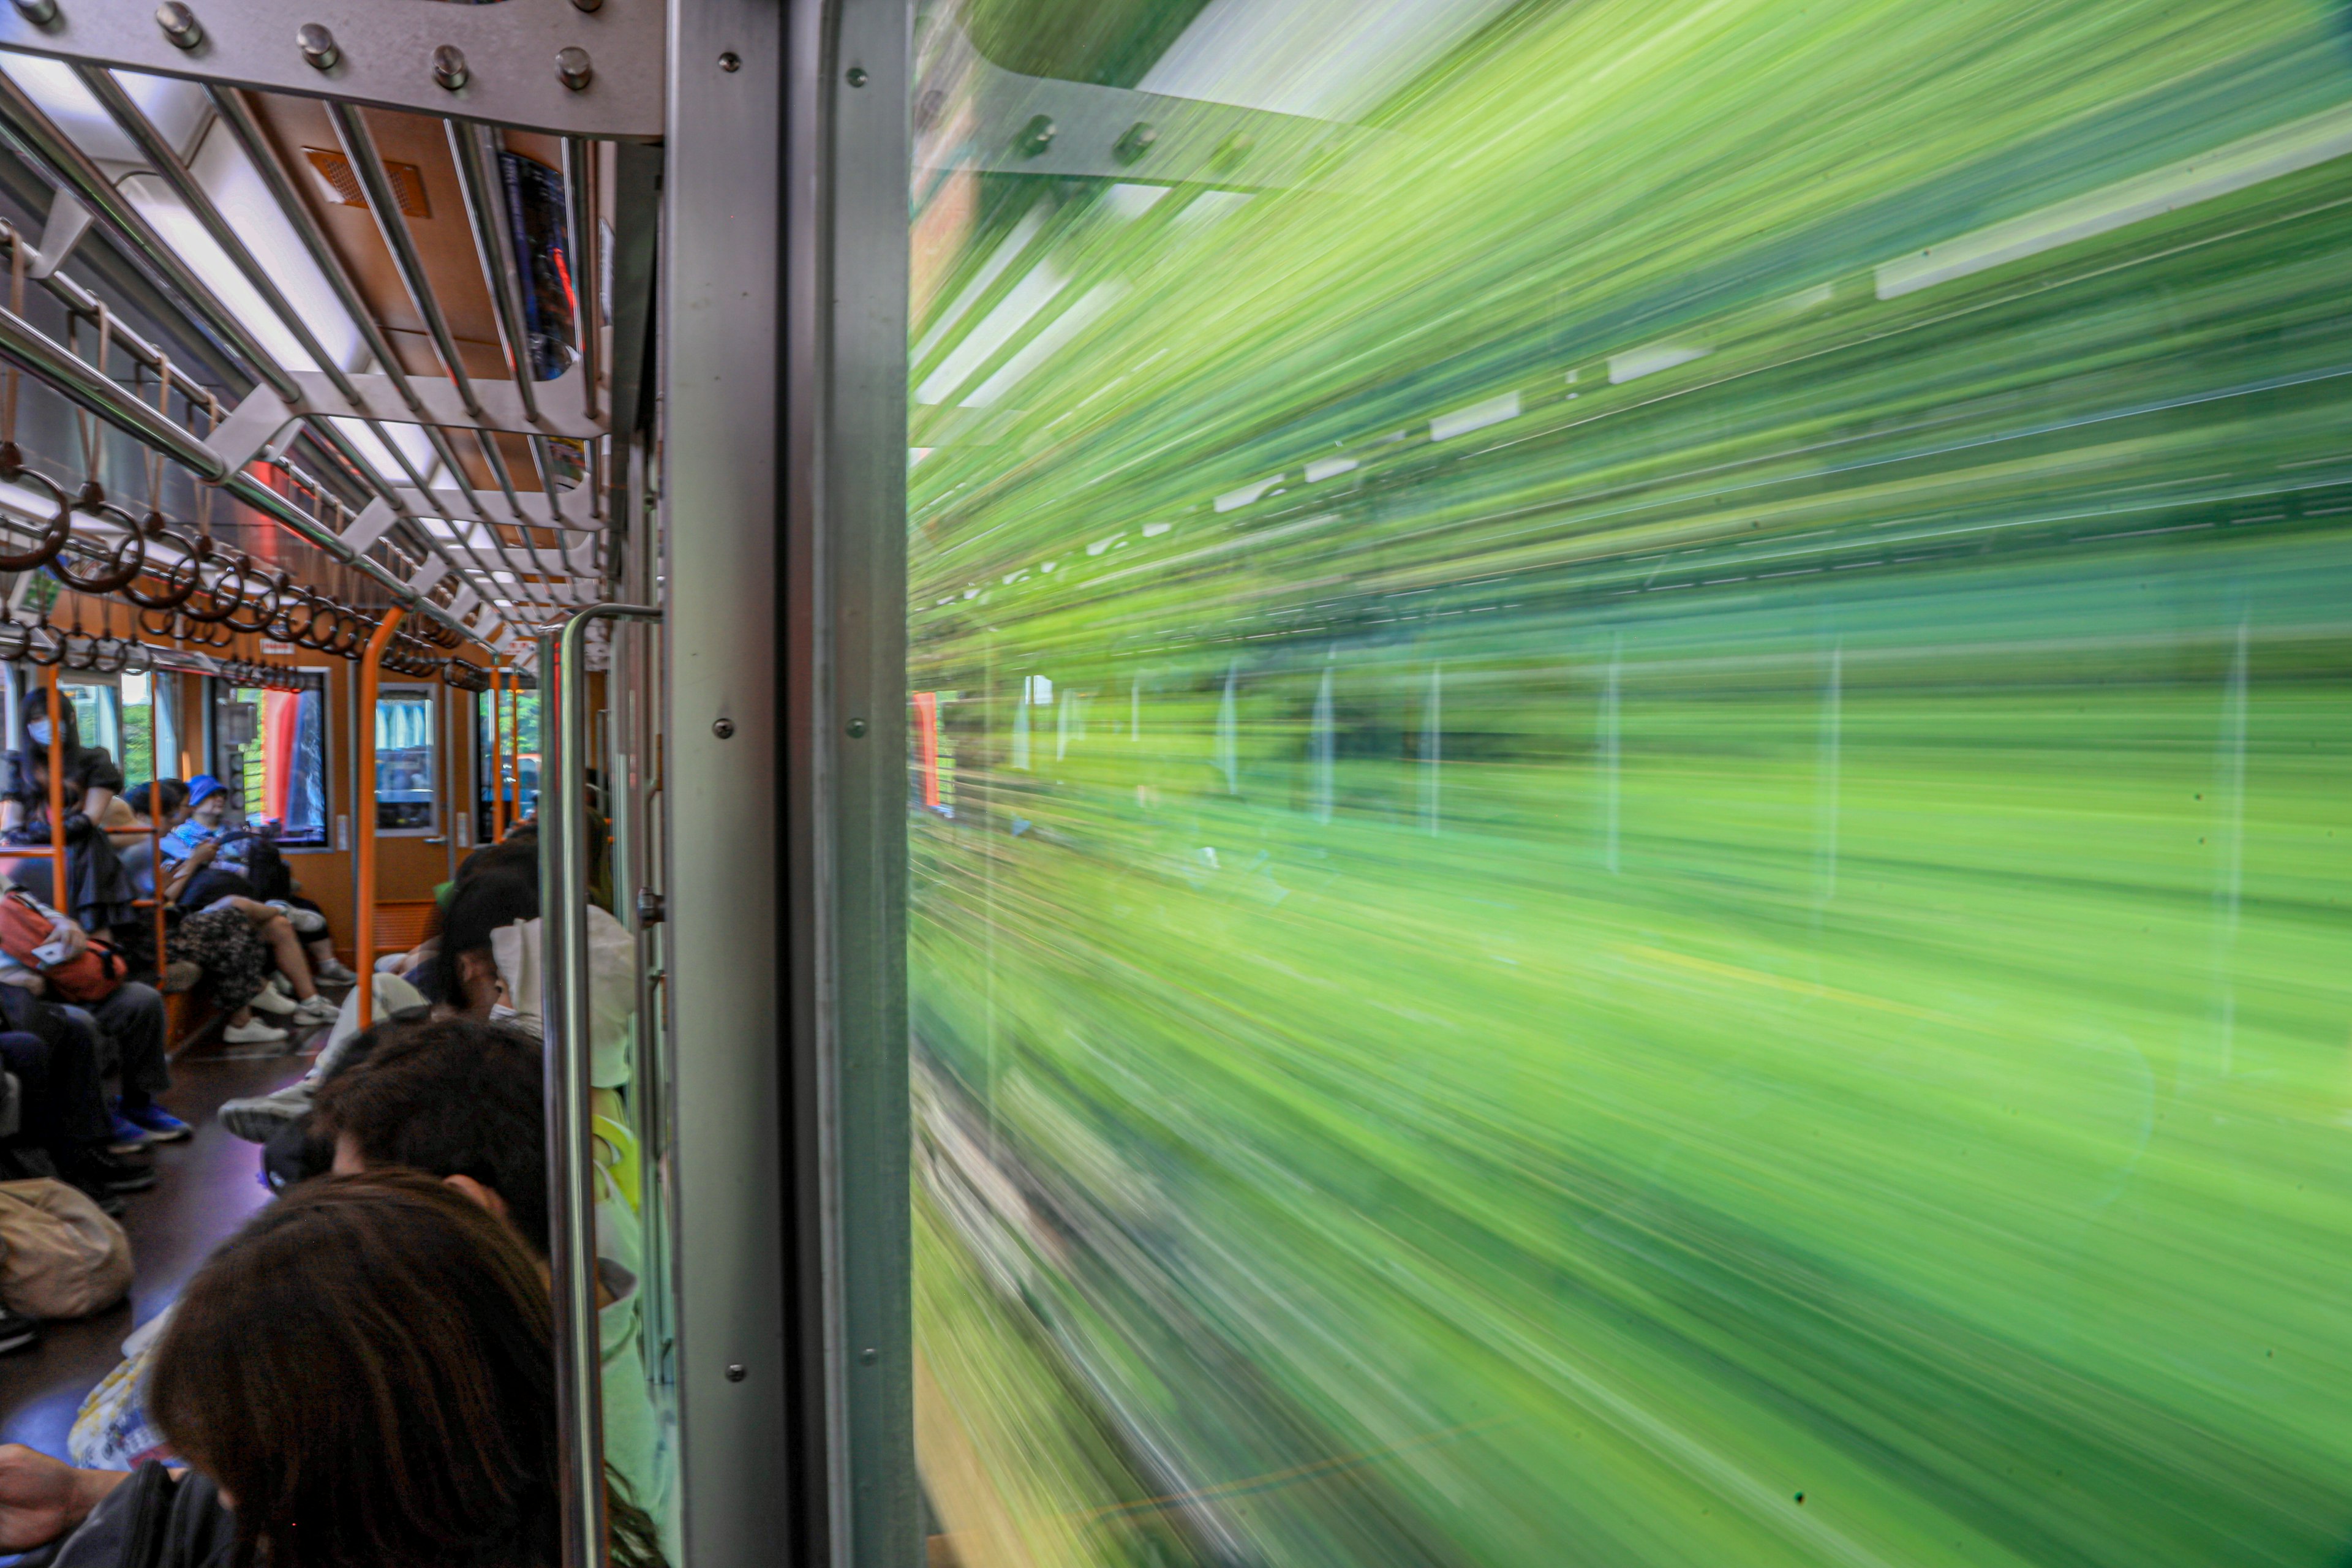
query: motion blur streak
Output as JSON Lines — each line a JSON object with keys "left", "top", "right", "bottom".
{"left": 907, "top": 1, "right": 2352, "bottom": 1563}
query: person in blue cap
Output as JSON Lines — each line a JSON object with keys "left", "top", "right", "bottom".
{"left": 158, "top": 775, "right": 232, "bottom": 865}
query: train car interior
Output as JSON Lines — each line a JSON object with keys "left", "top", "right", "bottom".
{"left": 2, "top": 2, "right": 2351, "bottom": 1567}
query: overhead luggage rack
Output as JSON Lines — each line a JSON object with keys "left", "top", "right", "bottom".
{"left": 0, "top": 6, "right": 657, "bottom": 667}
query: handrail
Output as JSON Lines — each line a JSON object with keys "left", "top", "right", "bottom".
{"left": 0, "top": 299, "right": 487, "bottom": 651}
{"left": 30, "top": 665, "right": 64, "bottom": 905}
{"left": 538, "top": 601, "right": 658, "bottom": 1568}
{"left": 352, "top": 608, "right": 407, "bottom": 1028}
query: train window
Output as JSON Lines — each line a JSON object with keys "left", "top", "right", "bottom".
{"left": 55, "top": 675, "right": 119, "bottom": 763}
{"left": 213, "top": 676, "right": 331, "bottom": 848}
{"left": 477, "top": 684, "right": 541, "bottom": 839}
{"left": 375, "top": 686, "right": 439, "bottom": 835}
{"left": 119, "top": 670, "right": 156, "bottom": 784}
{"left": 905, "top": 4, "right": 2352, "bottom": 1566}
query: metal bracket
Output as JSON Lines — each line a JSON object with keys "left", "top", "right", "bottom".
{"left": 920, "top": 23, "right": 1391, "bottom": 192}
{"left": 28, "top": 187, "right": 88, "bottom": 279}
{"left": 285, "top": 360, "right": 607, "bottom": 440}
{"left": 0, "top": 0, "right": 662, "bottom": 142}
{"left": 209, "top": 384, "right": 294, "bottom": 472}
{"left": 341, "top": 495, "right": 399, "bottom": 556}
{"left": 407, "top": 555, "right": 448, "bottom": 595}
{"left": 399, "top": 486, "right": 599, "bottom": 532}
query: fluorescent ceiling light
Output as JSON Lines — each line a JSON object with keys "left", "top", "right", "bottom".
{"left": 112, "top": 70, "right": 208, "bottom": 161}
{"left": 964, "top": 282, "right": 1125, "bottom": 407}
{"left": 1608, "top": 345, "right": 1708, "bottom": 384}
{"left": 190, "top": 109, "right": 366, "bottom": 372}
{"left": 1137, "top": 0, "right": 1516, "bottom": 119}
{"left": 1102, "top": 183, "right": 1169, "bottom": 221}
{"left": 1171, "top": 190, "right": 1253, "bottom": 230}
{"left": 1430, "top": 391, "right": 1519, "bottom": 441}
{"left": 0, "top": 55, "right": 141, "bottom": 167}
{"left": 1876, "top": 98, "right": 2352, "bottom": 301}
{"left": 913, "top": 201, "right": 1047, "bottom": 365}
{"left": 1215, "top": 477, "right": 1282, "bottom": 513}
{"left": 121, "top": 174, "right": 319, "bottom": 372}
{"left": 325, "top": 417, "right": 405, "bottom": 485}
{"left": 916, "top": 259, "right": 1068, "bottom": 405}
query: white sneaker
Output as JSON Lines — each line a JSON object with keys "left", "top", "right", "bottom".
{"left": 249, "top": 986, "right": 298, "bottom": 1016}
{"left": 224, "top": 1018, "right": 289, "bottom": 1045}
{"left": 270, "top": 974, "right": 293, "bottom": 996}
{"left": 314, "top": 959, "right": 359, "bottom": 986}
{"left": 293, "top": 995, "right": 340, "bottom": 1025}
{"left": 268, "top": 900, "right": 328, "bottom": 935}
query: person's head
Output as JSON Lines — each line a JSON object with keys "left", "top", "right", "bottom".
{"left": 456, "top": 833, "right": 540, "bottom": 889}
{"left": 149, "top": 1172, "right": 559, "bottom": 1568}
{"left": 313, "top": 1016, "right": 549, "bottom": 1254}
{"left": 125, "top": 778, "right": 190, "bottom": 825}
{"left": 186, "top": 774, "right": 231, "bottom": 826}
{"left": 432, "top": 867, "right": 540, "bottom": 1017}
{"left": 19, "top": 687, "right": 80, "bottom": 753}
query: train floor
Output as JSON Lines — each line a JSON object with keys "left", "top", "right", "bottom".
{"left": 0, "top": 1040, "right": 318, "bottom": 1458}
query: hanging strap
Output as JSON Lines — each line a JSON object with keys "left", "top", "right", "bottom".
{"left": 145, "top": 358, "right": 173, "bottom": 516}
{"left": 70, "top": 304, "right": 111, "bottom": 500}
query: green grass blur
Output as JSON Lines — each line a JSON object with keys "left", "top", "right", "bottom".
{"left": 908, "top": 1, "right": 2352, "bottom": 1562}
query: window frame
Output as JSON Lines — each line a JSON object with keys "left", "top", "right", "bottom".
{"left": 372, "top": 680, "right": 443, "bottom": 838}
{"left": 208, "top": 669, "right": 335, "bottom": 852}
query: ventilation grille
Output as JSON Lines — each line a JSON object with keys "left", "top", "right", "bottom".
{"left": 302, "top": 148, "right": 431, "bottom": 219}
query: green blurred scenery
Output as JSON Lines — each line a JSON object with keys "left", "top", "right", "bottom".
{"left": 907, "top": 1, "right": 2352, "bottom": 1563}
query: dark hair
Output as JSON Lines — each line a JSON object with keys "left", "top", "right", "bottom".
{"left": 456, "top": 833, "right": 540, "bottom": 888}
{"left": 124, "top": 779, "right": 189, "bottom": 820}
{"left": 20, "top": 687, "right": 83, "bottom": 755}
{"left": 148, "top": 1171, "right": 663, "bottom": 1568}
{"left": 312, "top": 1017, "right": 550, "bottom": 1254}
{"left": 432, "top": 867, "right": 540, "bottom": 1007}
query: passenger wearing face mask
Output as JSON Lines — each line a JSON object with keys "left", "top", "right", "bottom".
{"left": 1, "top": 689, "right": 123, "bottom": 840}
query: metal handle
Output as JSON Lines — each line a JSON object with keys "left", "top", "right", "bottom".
{"left": 537, "top": 601, "right": 659, "bottom": 1568}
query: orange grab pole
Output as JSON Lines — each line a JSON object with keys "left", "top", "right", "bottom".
{"left": 353, "top": 608, "right": 404, "bottom": 1029}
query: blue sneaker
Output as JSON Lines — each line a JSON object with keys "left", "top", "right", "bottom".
{"left": 105, "top": 1110, "right": 152, "bottom": 1153}
{"left": 119, "top": 1100, "right": 194, "bottom": 1143}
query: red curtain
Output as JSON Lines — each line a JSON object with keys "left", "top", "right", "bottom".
{"left": 262, "top": 690, "right": 299, "bottom": 823}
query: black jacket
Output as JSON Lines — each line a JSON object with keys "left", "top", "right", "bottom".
{"left": 27, "top": 1462, "right": 235, "bottom": 1568}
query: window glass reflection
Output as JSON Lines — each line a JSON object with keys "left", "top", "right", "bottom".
{"left": 908, "top": 3, "right": 2352, "bottom": 1566}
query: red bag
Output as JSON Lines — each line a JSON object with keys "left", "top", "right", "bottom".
{"left": 0, "top": 889, "right": 126, "bottom": 1003}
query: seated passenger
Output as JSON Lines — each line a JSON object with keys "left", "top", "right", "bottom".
{"left": 314, "top": 1020, "right": 672, "bottom": 1551}
{"left": 165, "top": 875, "right": 337, "bottom": 1045}
{"left": 214, "top": 848, "right": 549, "bottom": 1143}
{"left": 0, "top": 870, "right": 184, "bottom": 1150}
{"left": 110, "top": 781, "right": 189, "bottom": 891}
{"left": 5, "top": 776, "right": 138, "bottom": 944}
{"left": 0, "top": 1004, "right": 154, "bottom": 1214}
{"left": 155, "top": 774, "right": 230, "bottom": 863}
{"left": 0, "top": 1170, "right": 665, "bottom": 1568}
{"left": 2, "top": 690, "right": 121, "bottom": 840}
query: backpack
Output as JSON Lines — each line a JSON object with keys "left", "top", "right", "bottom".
{"left": 0, "top": 1177, "right": 132, "bottom": 1317}
{"left": 0, "top": 889, "right": 127, "bottom": 1001}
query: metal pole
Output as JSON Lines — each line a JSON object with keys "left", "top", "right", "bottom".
{"left": 539, "top": 600, "right": 657, "bottom": 1568}
{"left": 352, "top": 608, "right": 405, "bottom": 1028}
{"left": 0, "top": 300, "right": 487, "bottom": 648}
{"left": 40, "top": 665, "right": 64, "bottom": 913}
{"left": 0, "top": 68, "right": 300, "bottom": 402}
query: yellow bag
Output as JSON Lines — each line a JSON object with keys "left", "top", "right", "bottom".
{"left": 0, "top": 1177, "right": 132, "bottom": 1318}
